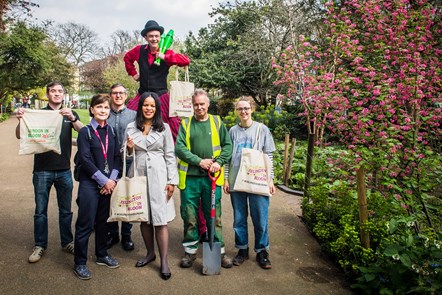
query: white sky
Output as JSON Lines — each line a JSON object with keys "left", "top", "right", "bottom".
{"left": 31, "top": 0, "right": 221, "bottom": 44}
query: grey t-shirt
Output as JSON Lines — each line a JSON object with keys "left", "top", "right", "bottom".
{"left": 227, "top": 121, "right": 275, "bottom": 189}
{"left": 107, "top": 106, "right": 136, "bottom": 149}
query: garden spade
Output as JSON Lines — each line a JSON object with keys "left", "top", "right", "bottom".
{"left": 202, "top": 170, "right": 221, "bottom": 275}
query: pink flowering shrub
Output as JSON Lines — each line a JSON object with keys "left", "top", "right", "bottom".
{"left": 274, "top": 0, "right": 442, "bottom": 293}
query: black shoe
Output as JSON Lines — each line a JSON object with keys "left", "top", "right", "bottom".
{"left": 122, "top": 235, "right": 134, "bottom": 251}
{"left": 256, "top": 250, "right": 272, "bottom": 269}
{"left": 135, "top": 255, "right": 156, "bottom": 267}
{"left": 180, "top": 253, "right": 196, "bottom": 268}
{"left": 233, "top": 248, "right": 249, "bottom": 266}
{"left": 106, "top": 235, "right": 120, "bottom": 249}
{"left": 96, "top": 255, "right": 120, "bottom": 269}
{"left": 161, "top": 272, "right": 171, "bottom": 280}
{"left": 160, "top": 270, "right": 171, "bottom": 280}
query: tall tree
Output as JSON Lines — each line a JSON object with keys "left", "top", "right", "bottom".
{"left": 184, "top": 0, "right": 325, "bottom": 105}
{"left": 50, "top": 22, "right": 100, "bottom": 67}
{"left": 0, "top": 0, "right": 37, "bottom": 30}
{"left": 0, "top": 21, "right": 73, "bottom": 103}
{"left": 101, "top": 29, "right": 143, "bottom": 56}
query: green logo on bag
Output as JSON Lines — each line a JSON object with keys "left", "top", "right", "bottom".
{"left": 27, "top": 128, "right": 56, "bottom": 143}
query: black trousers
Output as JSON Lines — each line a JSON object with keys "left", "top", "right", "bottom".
{"left": 74, "top": 179, "right": 110, "bottom": 265}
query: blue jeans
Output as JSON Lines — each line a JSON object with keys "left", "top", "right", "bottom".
{"left": 32, "top": 169, "right": 73, "bottom": 249}
{"left": 230, "top": 192, "right": 270, "bottom": 253}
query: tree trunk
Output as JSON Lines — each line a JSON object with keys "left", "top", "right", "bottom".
{"left": 304, "top": 131, "right": 315, "bottom": 200}
{"left": 357, "top": 166, "right": 370, "bottom": 249}
{"left": 283, "top": 134, "right": 290, "bottom": 185}
{"left": 285, "top": 138, "right": 296, "bottom": 186}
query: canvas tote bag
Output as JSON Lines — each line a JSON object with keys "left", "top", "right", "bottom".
{"left": 169, "top": 66, "right": 194, "bottom": 118}
{"left": 108, "top": 146, "right": 150, "bottom": 222}
{"left": 233, "top": 123, "right": 272, "bottom": 197}
{"left": 19, "top": 109, "right": 63, "bottom": 155}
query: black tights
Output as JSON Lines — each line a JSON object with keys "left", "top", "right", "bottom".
{"left": 140, "top": 223, "right": 170, "bottom": 273}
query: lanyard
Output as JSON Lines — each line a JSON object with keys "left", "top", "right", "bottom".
{"left": 93, "top": 127, "right": 109, "bottom": 160}
{"left": 93, "top": 127, "right": 110, "bottom": 173}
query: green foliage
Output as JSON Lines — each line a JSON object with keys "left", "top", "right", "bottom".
{"left": 210, "top": 97, "right": 235, "bottom": 117}
{"left": 271, "top": 134, "right": 442, "bottom": 293}
{"left": 72, "top": 108, "right": 90, "bottom": 138}
{"left": 0, "top": 112, "right": 9, "bottom": 122}
{"left": 222, "top": 104, "right": 285, "bottom": 134}
{"left": 353, "top": 219, "right": 442, "bottom": 294}
{"left": 184, "top": 0, "right": 293, "bottom": 105}
{"left": 0, "top": 21, "right": 73, "bottom": 103}
{"left": 282, "top": 103, "right": 309, "bottom": 139}
{"left": 101, "top": 58, "right": 138, "bottom": 97}
{"left": 299, "top": 145, "right": 442, "bottom": 293}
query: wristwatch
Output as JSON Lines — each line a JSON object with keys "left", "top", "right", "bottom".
{"left": 71, "top": 117, "right": 78, "bottom": 123}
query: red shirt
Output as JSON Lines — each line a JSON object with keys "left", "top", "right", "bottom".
{"left": 124, "top": 45, "right": 190, "bottom": 77}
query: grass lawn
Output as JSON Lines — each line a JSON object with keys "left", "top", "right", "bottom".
{"left": 72, "top": 109, "right": 90, "bottom": 138}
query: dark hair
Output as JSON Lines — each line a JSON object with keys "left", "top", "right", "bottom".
{"left": 89, "top": 94, "right": 111, "bottom": 117}
{"left": 136, "top": 92, "right": 165, "bottom": 132}
{"left": 46, "top": 81, "right": 65, "bottom": 94}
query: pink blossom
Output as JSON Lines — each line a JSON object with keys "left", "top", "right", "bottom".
{"left": 390, "top": 172, "right": 398, "bottom": 177}
{"left": 373, "top": 88, "right": 381, "bottom": 96}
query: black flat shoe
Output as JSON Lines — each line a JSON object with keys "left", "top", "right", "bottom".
{"left": 135, "top": 255, "right": 156, "bottom": 267}
{"left": 160, "top": 272, "right": 171, "bottom": 280}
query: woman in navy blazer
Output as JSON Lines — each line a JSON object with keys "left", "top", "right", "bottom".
{"left": 73, "top": 94, "right": 122, "bottom": 280}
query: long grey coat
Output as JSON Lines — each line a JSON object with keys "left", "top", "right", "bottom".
{"left": 125, "top": 122, "right": 178, "bottom": 225}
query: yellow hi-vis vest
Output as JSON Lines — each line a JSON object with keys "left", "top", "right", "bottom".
{"left": 177, "top": 114, "right": 224, "bottom": 190}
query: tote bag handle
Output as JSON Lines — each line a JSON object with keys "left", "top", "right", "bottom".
{"left": 122, "top": 142, "right": 138, "bottom": 178}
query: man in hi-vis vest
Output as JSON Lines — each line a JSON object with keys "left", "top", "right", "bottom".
{"left": 175, "top": 89, "right": 233, "bottom": 269}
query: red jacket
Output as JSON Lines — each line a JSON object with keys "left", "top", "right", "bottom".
{"left": 124, "top": 44, "right": 190, "bottom": 77}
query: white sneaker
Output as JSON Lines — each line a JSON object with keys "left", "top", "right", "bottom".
{"left": 62, "top": 242, "right": 74, "bottom": 255}
{"left": 29, "top": 246, "right": 44, "bottom": 263}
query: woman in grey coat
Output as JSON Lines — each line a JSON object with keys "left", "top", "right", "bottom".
{"left": 125, "top": 92, "right": 178, "bottom": 280}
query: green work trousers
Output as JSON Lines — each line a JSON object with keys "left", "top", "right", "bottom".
{"left": 180, "top": 176, "right": 225, "bottom": 254}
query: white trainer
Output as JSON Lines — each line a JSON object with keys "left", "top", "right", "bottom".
{"left": 29, "top": 246, "right": 45, "bottom": 263}
{"left": 62, "top": 242, "right": 74, "bottom": 255}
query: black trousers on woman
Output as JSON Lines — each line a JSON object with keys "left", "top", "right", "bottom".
{"left": 74, "top": 179, "right": 111, "bottom": 266}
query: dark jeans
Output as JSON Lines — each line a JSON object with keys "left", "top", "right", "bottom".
{"left": 32, "top": 170, "right": 73, "bottom": 249}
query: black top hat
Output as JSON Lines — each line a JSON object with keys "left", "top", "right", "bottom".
{"left": 141, "top": 20, "right": 164, "bottom": 37}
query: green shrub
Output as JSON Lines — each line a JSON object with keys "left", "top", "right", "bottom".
{"left": 0, "top": 113, "right": 9, "bottom": 122}
{"left": 299, "top": 145, "right": 442, "bottom": 294}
